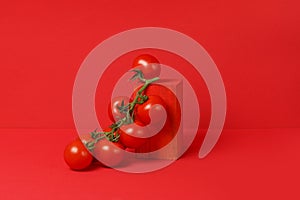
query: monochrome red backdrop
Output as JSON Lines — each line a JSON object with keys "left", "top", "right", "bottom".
{"left": 0, "top": 0, "right": 299, "bottom": 199}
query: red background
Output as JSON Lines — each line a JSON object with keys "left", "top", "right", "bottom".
{"left": 0, "top": 0, "right": 299, "bottom": 199}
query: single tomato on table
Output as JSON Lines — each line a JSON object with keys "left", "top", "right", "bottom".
{"left": 64, "top": 138, "right": 93, "bottom": 170}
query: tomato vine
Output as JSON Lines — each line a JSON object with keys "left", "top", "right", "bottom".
{"left": 84, "top": 69, "right": 159, "bottom": 151}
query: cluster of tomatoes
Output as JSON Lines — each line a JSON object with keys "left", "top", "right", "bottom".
{"left": 64, "top": 54, "right": 180, "bottom": 170}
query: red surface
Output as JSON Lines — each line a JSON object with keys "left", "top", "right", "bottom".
{"left": 0, "top": 0, "right": 299, "bottom": 199}
{"left": 0, "top": 129, "right": 299, "bottom": 199}
{"left": 0, "top": 0, "right": 299, "bottom": 129}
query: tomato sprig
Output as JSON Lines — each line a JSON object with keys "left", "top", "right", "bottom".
{"left": 84, "top": 69, "right": 159, "bottom": 151}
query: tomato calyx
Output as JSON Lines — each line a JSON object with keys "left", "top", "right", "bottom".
{"left": 84, "top": 69, "right": 160, "bottom": 151}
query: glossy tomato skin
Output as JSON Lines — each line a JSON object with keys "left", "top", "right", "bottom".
{"left": 132, "top": 54, "right": 161, "bottom": 79}
{"left": 118, "top": 122, "right": 149, "bottom": 149}
{"left": 64, "top": 138, "right": 93, "bottom": 170}
{"left": 134, "top": 95, "right": 167, "bottom": 125}
{"left": 108, "top": 96, "right": 130, "bottom": 122}
{"left": 93, "top": 139, "right": 125, "bottom": 167}
{"left": 131, "top": 84, "right": 181, "bottom": 152}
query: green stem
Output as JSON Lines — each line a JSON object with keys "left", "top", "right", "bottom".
{"left": 129, "top": 77, "right": 159, "bottom": 111}
{"left": 85, "top": 73, "right": 159, "bottom": 151}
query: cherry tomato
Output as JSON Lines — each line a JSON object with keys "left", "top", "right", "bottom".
{"left": 108, "top": 96, "right": 130, "bottom": 122}
{"left": 131, "top": 84, "right": 181, "bottom": 152}
{"left": 134, "top": 95, "right": 167, "bottom": 125}
{"left": 118, "top": 122, "right": 149, "bottom": 148}
{"left": 64, "top": 138, "right": 93, "bottom": 170}
{"left": 132, "top": 54, "right": 161, "bottom": 79}
{"left": 93, "top": 139, "right": 125, "bottom": 167}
